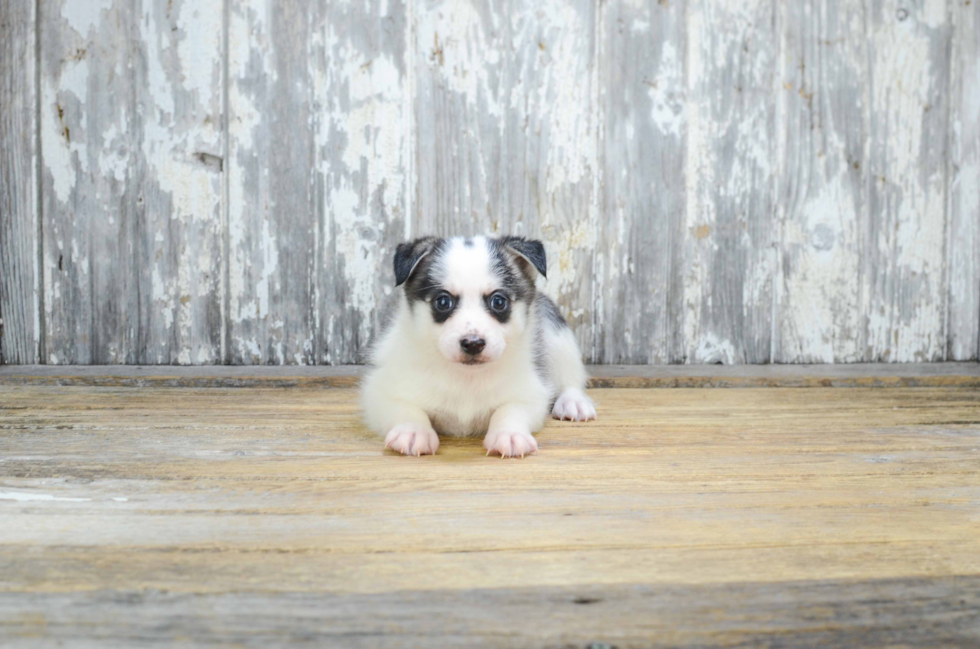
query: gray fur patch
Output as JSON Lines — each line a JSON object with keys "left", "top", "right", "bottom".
{"left": 535, "top": 294, "right": 568, "bottom": 330}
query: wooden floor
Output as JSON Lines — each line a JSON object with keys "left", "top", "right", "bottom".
{"left": 1, "top": 378, "right": 979, "bottom": 646}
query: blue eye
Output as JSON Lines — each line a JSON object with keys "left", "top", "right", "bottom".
{"left": 489, "top": 292, "right": 509, "bottom": 312}
{"left": 433, "top": 293, "right": 454, "bottom": 313}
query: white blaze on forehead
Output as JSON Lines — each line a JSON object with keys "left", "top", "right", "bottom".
{"left": 438, "top": 236, "right": 497, "bottom": 295}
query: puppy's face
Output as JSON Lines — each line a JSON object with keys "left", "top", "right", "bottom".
{"left": 394, "top": 236, "right": 547, "bottom": 366}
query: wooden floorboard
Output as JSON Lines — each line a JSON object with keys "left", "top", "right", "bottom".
{"left": 1, "top": 384, "right": 979, "bottom": 646}
{"left": 1, "top": 362, "right": 979, "bottom": 388}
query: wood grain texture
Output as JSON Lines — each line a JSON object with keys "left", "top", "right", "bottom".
{"left": 39, "top": 0, "right": 224, "bottom": 365}
{"left": 864, "top": 0, "right": 950, "bottom": 362}
{"left": 414, "top": 0, "right": 597, "bottom": 351}
{"left": 3, "top": 0, "right": 980, "bottom": 366}
{"left": 2, "top": 578, "right": 978, "bottom": 647}
{"left": 0, "top": 385, "right": 978, "bottom": 645}
{"left": 681, "top": 0, "right": 777, "bottom": 364}
{"left": 0, "top": 0, "right": 38, "bottom": 364}
{"left": 227, "top": 0, "right": 409, "bottom": 365}
{"left": 4, "top": 362, "right": 980, "bottom": 388}
{"left": 316, "top": 0, "right": 411, "bottom": 364}
{"left": 947, "top": 0, "right": 979, "bottom": 361}
{"left": 594, "top": 0, "right": 686, "bottom": 364}
{"left": 774, "top": 0, "right": 867, "bottom": 363}
{"left": 227, "top": 0, "right": 319, "bottom": 364}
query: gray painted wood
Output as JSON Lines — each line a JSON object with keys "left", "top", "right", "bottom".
{"left": 594, "top": 0, "right": 686, "bottom": 364}
{"left": 228, "top": 0, "right": 408, "bottom": 365}
{"left": 679, "top": 0, "right": 778, "bottom": 364}
{"left": 0, "top": 0, "right": 38, "bottom": 364}
{"left": 947, "top": 0, "right": 979, "bottom": 361}
{"left": 774, "top": 0, "right": 868, "bottom": 363}
{"left": 414, "top": 0, "right": 597, "bottom": 353}
{"left": 227, "top": 0, "right": 320, "bottom": 364}
{"left": 2, "top": 0, "right": 979, "bottom": 365}
{"left": 316, "top": 0, "right": 411, "bottom": 365}
{"left": 39, "top": 0, "right": 224, "bottom": 364}
{"left": 864, "top": 0, "right": 950, "bottom": 362}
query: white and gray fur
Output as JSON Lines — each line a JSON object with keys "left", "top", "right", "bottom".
{"left": 361, "top": 235, "right": 595, "bottom": 458}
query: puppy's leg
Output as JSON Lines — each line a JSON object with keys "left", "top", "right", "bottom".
{"left": 484, "top": 402, "right": 544, "bottom": 458}
{"left": 371, "top": 400, "right": 439, "bottom": 456}
{"left": 546, "top": 326, "right": 597, "bottom": 422}
{"left": 362, "top": 371, "right": 439, "bottom": 456}
{"left": 382, "top": 404, "right": 439, "bottom": 456}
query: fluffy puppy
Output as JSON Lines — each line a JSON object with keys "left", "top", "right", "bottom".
{"left": 361, "top": 235, "right": 595, "bottom": 458}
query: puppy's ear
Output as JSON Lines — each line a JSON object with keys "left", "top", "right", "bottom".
{"left": 394, "top": 237, "right": 439, "bottom": 286}
{"left": 501, "top": 236, "right": 547, "bottom": 280}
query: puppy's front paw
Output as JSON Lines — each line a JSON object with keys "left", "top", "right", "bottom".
{"left": 552, "top": 388, "right": 597, "bottom": 421}
{"left": 484, "top": 429, "right": 538, "bottom": 459}
{"left": 384, "top": 424, "right": 440, "bottom": 456}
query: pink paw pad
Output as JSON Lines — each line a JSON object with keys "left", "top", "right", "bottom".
{"left": 484, "top": 429, "right": 538, "bottom": 458}
{"left": 384, "top": 424, "right": 440, "bottom": 456}
{"left": 552, "top": 388, "right": 597, "bottom": 422}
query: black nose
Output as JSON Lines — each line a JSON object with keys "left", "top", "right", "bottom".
{"left": 459, "top": 336, "right": 486, "bottom": 356}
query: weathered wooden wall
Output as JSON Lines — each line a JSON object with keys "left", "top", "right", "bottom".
{"left": 1, "top": 0, "right": 977, "bottom": 365}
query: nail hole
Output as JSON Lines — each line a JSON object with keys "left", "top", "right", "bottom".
{"left": 194, "top": 152, "right": 224, "bottom": 172}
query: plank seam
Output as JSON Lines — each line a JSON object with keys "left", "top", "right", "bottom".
{"left": 661, "top": 0, "right": 673, "bottom": 364}
{"left": 769, "top": 0, "right": 783, "bottom": 365}
{"left": 942, "top": 0, "right": 954, "bottom": 363}
{"left": 405, "top": 0, "right": 416, "bottom": 242}
{"left": 589, "top": 0, "right": 603, "bottom": 364}
{"left": 859, "top": 0, "right": 872, "bottom": 362}
{"left": 220, "top": 0, "right": 231, "bottom": 365}
{"left": 33, "top": 0, "right": 44, "bottom": 364}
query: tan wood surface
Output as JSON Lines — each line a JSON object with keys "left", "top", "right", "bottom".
{"left": 3, "top": 362, "right": 980, "bottom": 389}
{"left": 1, "top": 384, "right": 979, "bottom": 646}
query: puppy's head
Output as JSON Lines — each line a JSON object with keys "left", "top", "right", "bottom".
{"left": 394, "top": 235, "right": 547, "bottom": 365}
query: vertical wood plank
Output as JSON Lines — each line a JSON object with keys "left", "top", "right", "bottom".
{"left": 681, "top": 0, "right": 777, "bottom": 364}
{"left": 773, "top": 0, "right": 868, "bottom": 362}
{"left": 594, "top": 0, "right": 685, "bottom": 363}
{"left": 0, "top": 0, "right": 38, "bottom": 364}
{"left": 946, "top": 0, "right": 979, "bottom": 360}
{"left": 316, "top": 0, "right": 411, "bottom": 364}
{"left": 864, "top": 0, "right": 949, "bottom": 361}
{"left": 227, "top": 0, "right": 319, "bottom": 364}
{"left": 414, "top": 0, "right": 597, "bottom": 355}
{"left": 40, "top": 0, "right": 224, "bottom": 364}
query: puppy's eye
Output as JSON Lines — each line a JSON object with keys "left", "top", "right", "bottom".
{"left": 433, "top": 293, "right": 455, "bottom": 313}
{"left": 489, "top": 292, "right": 509, "bottom": 312}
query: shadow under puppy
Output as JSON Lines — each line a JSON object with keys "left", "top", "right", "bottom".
{"left": 361, "top": 235, "right": 596, "bottom": 458}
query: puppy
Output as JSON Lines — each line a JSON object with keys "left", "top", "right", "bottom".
{"left": 360, "top": 235, "right": 596, "bottom": 458}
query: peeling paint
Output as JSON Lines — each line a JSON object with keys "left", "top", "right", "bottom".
{"left": 648, "top": 41, "right": 684, "bottom": 137}
{"left": 60, "top": 0, "right": 111, "bottom": 38}
{"left": 10, "top": 0, "right": 975, "bottom": 367}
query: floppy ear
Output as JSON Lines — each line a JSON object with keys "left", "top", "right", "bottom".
{"left": 393, "top": 237, "right": 439, "bottom": 286}
{"left": 501, "top": 236, "right": 547, "bottom": 279}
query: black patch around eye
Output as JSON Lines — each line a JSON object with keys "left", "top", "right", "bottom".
{"left": 484, "top": 292, "right": 512, "bottom": 323}
{"left": 430, "top": 291, "right": 458, "bottom": 323}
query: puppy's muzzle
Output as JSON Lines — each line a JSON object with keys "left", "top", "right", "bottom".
{"left": 459, "top": 335, "right": 486, "bottom": 358}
